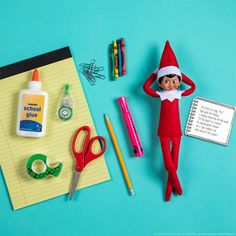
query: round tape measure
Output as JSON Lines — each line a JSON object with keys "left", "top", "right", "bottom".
{"left": 26, "top": 154, "right": 63, "bottom": 179}
{"left": 58, "top": 106, "right": 72, "bottom": 120}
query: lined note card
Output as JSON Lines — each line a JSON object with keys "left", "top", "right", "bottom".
{"left": 0, "top": 47, "right": 110, "bottom": 210}
{"left": 185, "top": 97, "right": 235, "bottom": 145}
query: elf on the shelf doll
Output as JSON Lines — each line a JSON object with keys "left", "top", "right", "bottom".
{"left": 143, "top": 41, "right": 196, "bottom": 201}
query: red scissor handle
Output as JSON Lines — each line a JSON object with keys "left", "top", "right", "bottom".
{"left": 84, "top": 136, "right": 106, "bottom": 166}
{"left": 72, "top": 126, "right": 106, "bottom": 172}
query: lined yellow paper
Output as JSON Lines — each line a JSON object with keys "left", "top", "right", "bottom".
{"left": 0, "top": 58, "right": 110, "bottom": 210}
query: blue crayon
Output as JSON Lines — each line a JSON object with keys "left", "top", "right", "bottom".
{"left": 117, "top": 39, "right": 123, "bottom": 76}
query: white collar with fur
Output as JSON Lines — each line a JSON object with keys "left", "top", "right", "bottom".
{"left": 156, "top": 90, "right": 183, "bottom": 102}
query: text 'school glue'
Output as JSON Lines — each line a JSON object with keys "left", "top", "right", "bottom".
{"left": 16, "top": 69, "right": 48, "bottom": 138}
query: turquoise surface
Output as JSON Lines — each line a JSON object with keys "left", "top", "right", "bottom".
{"left": 0, "top": 0, "right": 236, "bottom": 235}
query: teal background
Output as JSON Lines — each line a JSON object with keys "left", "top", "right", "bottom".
{"left": 0, "top": 0, "right": 236, "bottom": 235}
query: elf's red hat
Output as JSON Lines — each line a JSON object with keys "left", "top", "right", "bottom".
{"left": 155, "top": 41, "right": 182, "bottom": 80}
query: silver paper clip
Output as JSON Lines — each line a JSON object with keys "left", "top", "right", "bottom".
{"left": 79, "top": 59, "right": 105, "bottom": 86}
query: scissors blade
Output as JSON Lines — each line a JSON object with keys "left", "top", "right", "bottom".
{"left": 69, "top": 171, "right": 81, "bottom": 200}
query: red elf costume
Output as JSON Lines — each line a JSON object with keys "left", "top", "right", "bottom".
{"left": 143, "top": 41, "right": 196, "bottom": 201}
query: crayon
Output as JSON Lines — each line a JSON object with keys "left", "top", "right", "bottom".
{"left": 110, "top": 44, "right": 115, "bottom": 79}
{"left": 113, "top": 40, "right": 119, "bottom": 78}
{"left": 121, "top": 38, "right": 126, "bottom": 75}
{"left": 117, "top": 39, "right": 122, "bottom": 76}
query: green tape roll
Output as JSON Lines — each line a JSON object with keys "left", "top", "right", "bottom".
{"left": 58, "top": 106, "right": 73, "bottom": 120}
{"left": 26, "top": 154, "right": 63, "bottom": 179}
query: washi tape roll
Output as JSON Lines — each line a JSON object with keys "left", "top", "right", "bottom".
{"left": 26, "top": 154, "right": 63, "bottom": 179}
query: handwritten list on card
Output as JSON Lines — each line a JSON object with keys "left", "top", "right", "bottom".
{"left": 185, "top": 97, "right": 235, "bottom": 145}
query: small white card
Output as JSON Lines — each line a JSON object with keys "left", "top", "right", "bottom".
{"left": 185, "top": 97, "right": 235, "bottom": 145}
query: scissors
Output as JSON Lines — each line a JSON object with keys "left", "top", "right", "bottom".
{"left": 69, "top": 125, "right": 107, "bottom": 200}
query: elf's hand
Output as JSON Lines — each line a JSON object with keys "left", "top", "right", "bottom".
{"left": 181, "top": 73, "right": 196, "bottom": 96}
{"left": 143, "top": 73, "right": 160, "bottom": 98}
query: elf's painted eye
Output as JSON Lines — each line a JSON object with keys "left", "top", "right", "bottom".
{"left": 165, "top": 80, "right": 169, "bottom": 84}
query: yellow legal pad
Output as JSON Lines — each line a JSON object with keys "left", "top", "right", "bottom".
{"left": 0, "top": 47, "right": 110, "bottom": 210}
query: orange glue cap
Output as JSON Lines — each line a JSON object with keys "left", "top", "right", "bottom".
{"left": 32, "top": 69, "right": 39, "bottom": 81}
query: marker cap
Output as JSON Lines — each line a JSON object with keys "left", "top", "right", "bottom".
{"left": 118, "top": 96, "right": 129, "bottom": 113}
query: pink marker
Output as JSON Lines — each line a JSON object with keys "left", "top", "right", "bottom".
{"left": 118, "top": 96, "right": 144, "bottom": 157}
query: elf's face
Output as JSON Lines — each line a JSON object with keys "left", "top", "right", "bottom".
{"left": 158, "top": 75, "right": 181, "bottom": 91}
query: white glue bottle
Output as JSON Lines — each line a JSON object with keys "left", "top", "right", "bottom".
{"left": 16, "top": 69, "right": 48, "bottom": 137}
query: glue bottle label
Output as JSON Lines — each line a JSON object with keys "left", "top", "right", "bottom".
{"left": 20, "top": 94, "right": 45, "bottom": 132}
